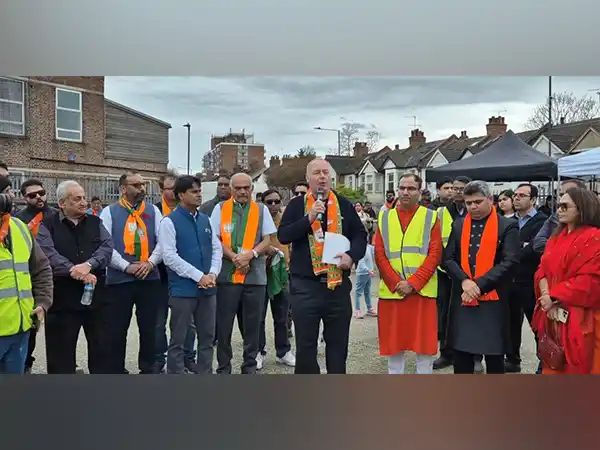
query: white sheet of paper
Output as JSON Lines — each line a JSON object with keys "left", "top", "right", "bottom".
{"left": 322, "top": 232, "right": 351, "bottom": 265}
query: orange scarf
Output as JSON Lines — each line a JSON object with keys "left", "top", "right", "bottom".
{"left": 305, "top": 190, "right": 343, "bottom": 290}
{"left": 119, "top": 197, "right": 150, "bottom": 262}
{"left": 0, "top": 214, "right": 11, "bottom": 245}
{"left": 460, "top": 207, "right": 500, "bottom": 304}
{"left": 220, "top": 198, "right": 260, "bottom": 284}
{"left": 28, "top": 211, "right": 44, "bottom": 238}
{"left": 161, "top": 196, "right": 174, "bottom": 216}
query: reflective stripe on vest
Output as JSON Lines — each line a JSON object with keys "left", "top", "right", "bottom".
{"left": 437, "top": 206, "right": 453, "bottom": 248}
{"left": 0, "top": 218, "right": 35, "bottom": 336}
{"left": 377, "top": 206, "right": 438, "bottom": 299}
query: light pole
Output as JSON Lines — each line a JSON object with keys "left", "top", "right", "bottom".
{"left": 183, "top": 123, "right": 191, "bottom": 175}
{"left": 314, "top": 126, "right": 341, "bottom": 156}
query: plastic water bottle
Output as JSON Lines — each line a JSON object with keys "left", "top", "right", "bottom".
{"left": 80, "top": 283, "right": 94, "bottom": 306}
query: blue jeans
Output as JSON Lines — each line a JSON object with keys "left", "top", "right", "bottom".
{"left": 354, "top": 273, "right": 372, "bottom": 311}
{"left": 0, "top": 331, "right": 30, "bottom": 374}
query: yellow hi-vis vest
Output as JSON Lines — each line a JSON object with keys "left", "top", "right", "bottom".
{"left": 437, "top": 206, "right": 453, "bottom": 248}
{"left": 0, "top": 218, "right": 35, "bottom": 337}
{"left": 378, "top": 206, "right": 438, "bottom": 299}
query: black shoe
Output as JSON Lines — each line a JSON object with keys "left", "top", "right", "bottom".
{"left": 504, "top": 361, "right": 521, "bottom": 373}
{"left": 184, "top": 359, "right": 197, "bottom": 373}
{"left": 433, "top": 356, "right": 453, "bottom": 370}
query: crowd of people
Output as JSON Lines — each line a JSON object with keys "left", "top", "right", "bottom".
{"left": 0, "top": 157, "right": 599, "bottom": 375}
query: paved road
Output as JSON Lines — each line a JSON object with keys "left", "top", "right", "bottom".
{"left": 30, "top": 275, "right": 538, "bottom": 374}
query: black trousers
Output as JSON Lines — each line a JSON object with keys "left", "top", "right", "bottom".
{"left": 259, "top": 287, "right": 292, "bottom": 358}
{"left": 25, "top": 327, "right": 36, "bottom": 370}
{"left": 290, "top": 276, "right": 352, "bottom": 374}
{"left": 216, "top": 284, "right": 265, "bottom": 374}
{"left": 103, "top": 280, "right": 163, "bottom": 374}
{"left": 154, "top": 281, "right": 170, "bottom": 368}
{"left": 454, "top": 350, "right": 504, "bottom": 374}
{"left": 506, "top": 281, "right": 537, "bottom": 364}
{"left": 45, "top": 306, "right": 109, "bottom": 374}
{"left": 436, "top": 269, "right": 453, "bottom": 360}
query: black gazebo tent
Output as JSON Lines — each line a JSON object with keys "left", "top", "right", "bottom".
{"left": 425, "top": 130, "right": 557, "bottom": 182}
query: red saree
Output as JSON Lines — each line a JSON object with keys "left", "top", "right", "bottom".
{"left": 532, "top": 225, "right": 600, "bottom": 374}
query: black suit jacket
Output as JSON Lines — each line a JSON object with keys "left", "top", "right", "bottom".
{"left": 278, "top": 190, "right": 367, "bottom": 280}
{"left": 443, "top": 213, "right": 520, "bottom": 297}
{"left": 513, "top": 211, "right": 547, "bottom": 283}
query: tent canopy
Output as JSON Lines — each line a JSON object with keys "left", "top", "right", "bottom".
{"left": 557, "top": 147, "right": 600, "bottom": 178}
{"left": 426, "top": 130, "right": 557, "bottom": 182}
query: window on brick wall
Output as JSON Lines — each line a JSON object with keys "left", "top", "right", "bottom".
{"left": 56, "top": 88, "right": 82, "bottom": 142}
{"left": 0, "top": 77, "right": 25, "bottom": 136}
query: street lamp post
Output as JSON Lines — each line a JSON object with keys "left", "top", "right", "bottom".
{"left": 314, "top": 126, "right": 341, "bottom": 156}
{"left": 183, "top": 123, "right": 191, "bottom": 175}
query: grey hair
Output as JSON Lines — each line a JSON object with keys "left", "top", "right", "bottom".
{"left": 463, "top": 180, "right": 492, "bottom": 198}
{"left": 56, "top": 180, "right": 81, "bottom": 202}
{"left": 230, "top": 172, "right": 253, "bottom": 187}
{"left": 305, "top": 157, "right": 330, "bottom": 178}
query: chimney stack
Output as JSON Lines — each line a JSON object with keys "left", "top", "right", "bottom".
{"left": 394, "top": 144, "right": 400, "bottom": 150}
{"left": 460, "top": 130, "right": 468, "bottom": 139}
{"left": 353, "top": 141, "right": 368, "bottom": 159}
{"left": 269, "top": 155, "right": 280, "bottom": 167}
{"left": 409, "top": 129, "right": 426, "bottom": 148}
{"left": 486, "top": 116, "right": 507, "bottom": 138}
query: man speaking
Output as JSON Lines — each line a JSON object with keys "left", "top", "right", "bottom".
{"left": 278, "top": 158, "right": 367, "bottom": 374}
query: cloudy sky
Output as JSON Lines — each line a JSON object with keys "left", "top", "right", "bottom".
{"left": 105, "top": 77, "right": 600, "bottom": 174}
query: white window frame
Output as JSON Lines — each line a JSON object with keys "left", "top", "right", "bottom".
{"left": 0, "top": 77, "right": 25, "bottom": 136}
{"left": 55, "top": 87, "right": 82, "bottom": 142}
{"left": 366, "top": 174, "right": 373, "bottom": 193}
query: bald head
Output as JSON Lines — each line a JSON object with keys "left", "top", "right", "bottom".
{"left": 306, "top": 158, "right": 332, "bottom": 196}
{"left": 230, "top": 172, "right": 254, "bottom": 204}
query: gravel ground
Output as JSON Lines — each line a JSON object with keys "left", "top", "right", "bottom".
{"left": 30, "top": 274, "right": 538, "bottom": 375}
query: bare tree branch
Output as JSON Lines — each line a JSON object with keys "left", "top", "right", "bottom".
{"left": 525, "top": 90, "right": 600, "bottom": 129}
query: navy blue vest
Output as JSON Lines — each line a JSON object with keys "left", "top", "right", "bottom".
{"left": 167, "top": 206, "right": 215, "bottom": 297}
{"left": 106, "top": 202, "right": 160, "bottom": 285}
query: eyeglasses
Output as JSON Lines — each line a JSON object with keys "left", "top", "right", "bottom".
{"left": 25, "top": 190, "right": 46, "bottom": 199}
{"left": 557, "top": 202, "right": 575, "bottom": 211}
{"left": 294, "top": 191, "right": 306, "bottom": 197}
{"left": 265, "top": 199, "right": 281, "bottom": 205}
{"left": 452, "top": 187, "right": 465, "bottom": 192}
{"left": 513, "top": 193, "right": 531, "bottom": 199}
{"left": 217, "top": 183, "right": 230, "bottom": 187}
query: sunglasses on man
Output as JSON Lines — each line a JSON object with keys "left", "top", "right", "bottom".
{"left": 25, "top": 190, "right": 46, "bottom": 199}
{"left": 294, "top": 191, "right": 306, "bottom": 197}
{"left": 265, "top": 199, "right": 281, "bottom": 205}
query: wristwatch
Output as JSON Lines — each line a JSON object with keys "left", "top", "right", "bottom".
{"left": 252, "top": 249, "right": 259, "bottom": 259}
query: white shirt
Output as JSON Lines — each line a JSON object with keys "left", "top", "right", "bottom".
{"left": 158, "top": 211, "right": 223, "bottom": 283}
{"left": 99, "top": 203, "right": 164, "bottom": 272}
{"left": 210, "top": 202, "right": 277, "bottom": 242}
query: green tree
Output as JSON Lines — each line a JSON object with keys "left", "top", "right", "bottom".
{"left": 336, "top": 185, "right": 366, "bottom": 204}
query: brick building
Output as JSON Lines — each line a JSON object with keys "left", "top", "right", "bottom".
{"left": 0, "top": 76, "right": 170, "bottom": 204}
{"left": 203, "top": 130, "right": 265, "bottom": 175}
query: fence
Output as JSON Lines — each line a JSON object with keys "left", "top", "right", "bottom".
{"left": 9, "top": 170, "right": 161, "bottom": 207}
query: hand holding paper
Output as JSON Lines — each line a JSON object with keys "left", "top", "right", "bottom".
{"left": 322, "top": 232, "right": 351, "bottom": 266}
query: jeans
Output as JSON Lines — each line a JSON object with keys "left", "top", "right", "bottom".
{"left": 354, "top": 273, "right": 372, "bottom": 311}
{"left": 454, "top": 350, "right": 505, "bottom": 374}
{"left": 0, "top": 331, "right": 30, "bottom": 374}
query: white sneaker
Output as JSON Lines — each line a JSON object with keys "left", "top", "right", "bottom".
{"left": 256, "top": 353, "right": 264, "bottom": 370}
{"left": 277, "top": 351, "right": 296, "bottom": 367}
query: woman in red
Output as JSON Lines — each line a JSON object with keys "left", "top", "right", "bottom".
{"left": 533, "top": 187, "right": 600, "bottom": 374}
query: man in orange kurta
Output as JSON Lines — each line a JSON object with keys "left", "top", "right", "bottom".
{"left": 374, "top": 173, "right": 442, "bottom": 374}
